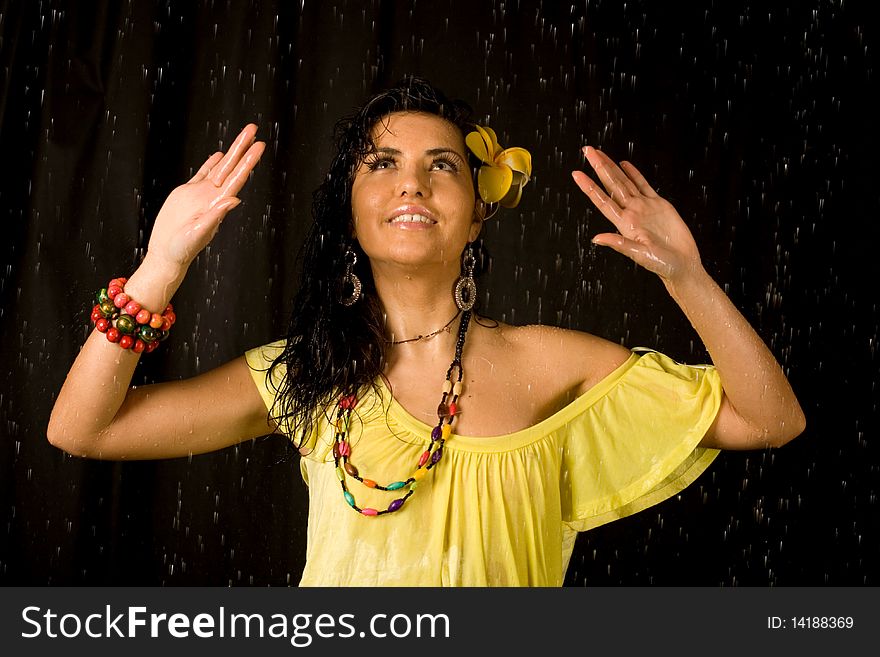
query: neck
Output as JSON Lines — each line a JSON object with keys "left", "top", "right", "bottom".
{"left": 371, "top": 261, "right": 465, "bottom": 355}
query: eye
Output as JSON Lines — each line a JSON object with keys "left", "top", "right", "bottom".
{"left": 364, "top": 155, "right": 395, "bottom": 171}
{"left": 431, "top": 156, "right": 460, "bottom": 173}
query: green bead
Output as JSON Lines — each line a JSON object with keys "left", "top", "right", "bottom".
{"left": 409, "top": 481, "right": 419, "bottom": 490}
{"left": 139, "top": 326, "right": 158, "bottom": 342}
{"left": 386, "top": 481, "right": 405, "bottom": 491}
{"left": 116, "top": 314, "right": 136, "bottom": 335}
{"left": 335, "top": 466, "right": 345, "bottom": 481}
{"left": 96, "top": 288, "right": 109, "bottom": 304}
{"left": 343, "top": 491, "right": 356, "bottom": 507}
{"left": 158, "top": 329, "right": 170, "bottom": 342}
{"left": 99, "top": 300, "right": 116, "bottom": 317}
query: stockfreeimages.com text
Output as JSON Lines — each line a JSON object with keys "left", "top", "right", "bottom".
{"left": 21, "top": 605, "right": 450, "bottom": 646}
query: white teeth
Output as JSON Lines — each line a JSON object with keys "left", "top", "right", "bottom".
{"left": 391, "top": 214, "right": 433, "bottom": 224}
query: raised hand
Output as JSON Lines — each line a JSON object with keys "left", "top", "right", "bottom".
{"left": 147, "top": 124, "right": 266, "bottom": 269}
{"left": 572, "top": 146, "right": 703, "bottom": 286}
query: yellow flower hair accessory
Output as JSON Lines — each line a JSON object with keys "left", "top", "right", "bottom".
{"left": 465, "top": 125, "right": 532, "bottom": 210}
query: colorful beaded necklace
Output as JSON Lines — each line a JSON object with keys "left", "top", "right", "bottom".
{"left": 333, "top": 309, "right": 471, "bottom": 516}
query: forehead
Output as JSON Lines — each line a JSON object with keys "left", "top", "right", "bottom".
{"left": 371, "top": 111, "right": 465, "bottom": 150}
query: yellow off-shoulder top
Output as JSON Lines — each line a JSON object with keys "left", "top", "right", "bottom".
{"left": 245, "top": 339, "right": 722, "bottom": 587}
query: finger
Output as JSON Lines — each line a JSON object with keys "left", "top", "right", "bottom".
{"left": 583, "top": 146, "right": 640, "bottom": 203}
{"left": 206, "top": 193, "right": 242, "bottom": 212}
{"left": 189, "top": 152, "right": 224, "bottom": 183}
{"left": 188, "top": 197, "right": 242, "bottom": 242}
{"left": 209, "top": 196, "right": 242, "bottom": 221}
{"left": 571, "top": 170, "right": 624, "bottom": 225}
{"left": 209, "top": 123, "right": 259, "bottom": 186}
{"left": 591, "top": 232, "right": 661, "bottom": 272}
{"left": 219, "top": 140, "right": 265, "bottom": 198}
{"left": 620, "top": 160, "right": 659, "bottom": 198}
{"left": 584, "top": 146, "right": 639, "bottom": 199}
{"left": 592, "top": 232, "right": 675, "bottom": 278}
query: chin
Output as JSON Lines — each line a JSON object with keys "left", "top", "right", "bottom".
{"left": 373, "top": 246, "right": 456, "bottom": 270}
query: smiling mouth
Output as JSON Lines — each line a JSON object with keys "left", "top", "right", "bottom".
{"left": 389, "top": 213, "right": 436, "bottom": 225}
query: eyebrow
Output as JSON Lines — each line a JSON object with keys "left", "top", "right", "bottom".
{"left": 374, "top": 147, "right": 465, "bottom": 159}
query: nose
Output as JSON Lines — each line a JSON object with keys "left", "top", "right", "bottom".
{"left": 396, "top": 163, "right": 429, "bottom": 197}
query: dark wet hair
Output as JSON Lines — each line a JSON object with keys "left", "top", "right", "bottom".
{"left": 266, "top": 76, "right": 482, "bottom": 450}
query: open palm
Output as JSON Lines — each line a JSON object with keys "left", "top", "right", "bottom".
{"left": 147, "top": 124, "right": 265, "bottom": 268}
{"left": 572, "top": 146, "right": 702, "bottom": 284}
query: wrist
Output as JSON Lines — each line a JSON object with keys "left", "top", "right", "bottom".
{"left": 124, "top": 254, "right": 187, "bottom": 311}
{"left": 92, "top": 272, "right": 178, "bottom": 353}
{"left": 663, "top": 263, "right": 714, "bottom": 303}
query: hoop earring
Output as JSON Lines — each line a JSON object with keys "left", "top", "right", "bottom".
{"left": 453, "top": 244, "right": 477, "bottom": 311}
{"left": 482, "top": 202, "right": 500, "bottom": 221}
{"left": 339, "top": 245, "right": 362, "bottom": 306}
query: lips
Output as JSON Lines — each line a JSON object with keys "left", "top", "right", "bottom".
{"left": 388, "top": 205, "right": 437, "bottom": 225}
{"left": 390, "top": 213, "right": 435, "bottom": 224}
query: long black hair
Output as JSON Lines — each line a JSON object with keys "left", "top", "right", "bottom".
{"left": 266, "top": 76, "right": 481, "bottom": 451}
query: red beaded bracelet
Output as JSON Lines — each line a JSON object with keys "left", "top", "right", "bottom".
{"left": 90, "top": 277, "right": 176, "bottom": 353}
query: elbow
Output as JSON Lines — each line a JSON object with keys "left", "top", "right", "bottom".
{"left": 769, "top": 410, "right": 807, "bottom": 448}
{"left": 789, "top": 410, "right": 808, "bottom": 443}
{"left": 46, "top": 415, "right": 65, "bottom": 450}
{"left": 46, "top": 416, "right": 96, "bottom": 458}
{"left": 793, "top": 407, "right": 807, "bottom": 437}
{"left": 46, "top": 421, "right": 76, "bottom": 455}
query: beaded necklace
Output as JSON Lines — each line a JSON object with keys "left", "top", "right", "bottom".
{"left": 333, "top": 310, "right": 471, "bottom": 516}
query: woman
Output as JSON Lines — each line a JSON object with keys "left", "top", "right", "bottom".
{"left": 47, "top": 77, "right": 805, "bottom": 586}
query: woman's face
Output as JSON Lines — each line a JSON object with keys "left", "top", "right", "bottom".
{"left": 350, "top": 111, "right": 482, "bottom": 271}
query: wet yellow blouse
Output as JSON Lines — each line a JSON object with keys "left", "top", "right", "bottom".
{"left": 245, "top": 340, "right": 722, "bottom": 587}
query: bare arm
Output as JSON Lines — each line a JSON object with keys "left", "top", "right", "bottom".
{"left": 573, "top": 146, "right": 806, "bottom": 449}
{"left": 51, "top": 354, "right": 277, "bottom": 460}
{"left": 47, "top": 124, "right": 272, "bottom": 459}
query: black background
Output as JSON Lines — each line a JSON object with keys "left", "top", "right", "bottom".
{"left": 1, "top": 0, "right": 877, "bottom": 586}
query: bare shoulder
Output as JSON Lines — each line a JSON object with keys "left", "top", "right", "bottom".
{"left": 484, "top": 319, "right": 633, "bottom": 396}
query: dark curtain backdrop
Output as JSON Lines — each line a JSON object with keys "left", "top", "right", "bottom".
{"left": 1, "top": 0, "right": 876, "bottom": 586}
